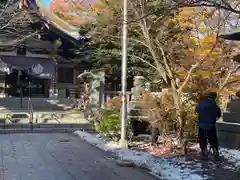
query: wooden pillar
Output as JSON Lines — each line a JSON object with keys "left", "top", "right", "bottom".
{"left": 49, "top": 64, "right": 58, "bottom": 98}
{"left": 73, "top": 69, "right": 77, "bottom": 85}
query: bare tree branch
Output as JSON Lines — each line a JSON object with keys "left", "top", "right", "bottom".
{"left": 128, "top": 54, "right": 158, "bottom": 71}
{"left": 0, "top": 1, "right": 44, "bottom": 47}
{"left": 182, "top": 0, "right": 240, "bottom": 15}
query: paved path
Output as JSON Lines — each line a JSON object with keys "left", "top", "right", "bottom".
{"left": 0, "top": 133, "right": 158, "bottom": 180}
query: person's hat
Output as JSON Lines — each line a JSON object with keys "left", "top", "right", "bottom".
{"left": 206, "top": 91, "right": 217, "bottom": 99}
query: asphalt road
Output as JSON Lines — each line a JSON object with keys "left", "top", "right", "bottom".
{"left": 0, "top": 133, "right": 158, "bottom": 180}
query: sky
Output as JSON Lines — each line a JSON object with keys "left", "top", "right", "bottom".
{"left": 40, "top": 0, "right": 51, "bottom": 7}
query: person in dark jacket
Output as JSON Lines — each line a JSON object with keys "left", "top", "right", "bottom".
{"left": 196, "top": 92, "right": 221, "bottom": 160}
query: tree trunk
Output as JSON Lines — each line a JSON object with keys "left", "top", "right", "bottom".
{"left": 171, "top": 79, "right": 184, "bottom": 145}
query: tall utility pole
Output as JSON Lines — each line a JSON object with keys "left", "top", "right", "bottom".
{"left": 119, "top": 0, "right": 128, "bottom": 148}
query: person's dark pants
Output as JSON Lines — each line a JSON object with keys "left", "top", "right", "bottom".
{"left": 198, "top": 126, "right": 218, "bottom": 150}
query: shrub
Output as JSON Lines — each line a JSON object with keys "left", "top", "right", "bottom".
{"left": 96, "top": 96, "right": 131, "bottom": 139}
{"left": 96, "top": 109, "right": 121, "bottom": 137}
{"left": 140, "top": 90, "right": 177, "bottom": 136}
{"left": 182, "top": 104, "right": 198, "bottom": 139}
{"left": 139, "top": 90, "right": 199, "bottom": 141}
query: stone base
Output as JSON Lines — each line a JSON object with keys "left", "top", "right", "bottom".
{"left": 216, "top": 121, "right": 240, "bottom": 149}
{"left": 130, "top": 117, "right": 151, "bottom": 136}
{"left": 119, "top": 139, "right": 128, "bottom": 148}
{"left": 223, "top": 112, "right": 240, "bottom": 123}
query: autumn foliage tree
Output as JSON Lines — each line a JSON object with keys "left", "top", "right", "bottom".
{"left": 49, "top": 0, "right": 105, "bottom": 26}
{"left": 52, "top": 0, "right": 240, "bottom": 143}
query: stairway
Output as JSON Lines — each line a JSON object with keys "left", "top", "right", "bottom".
{"left": 0, "top": 97, "right": 75, "bottom": 112}
{"left": 0, "top": 97, "right": 94, "bottom": 133}
{"left": 0, "top": 123, "right": 94, "bottom": 134}
{"left": 128, "top": 98, "right": 152, "bottom": 136}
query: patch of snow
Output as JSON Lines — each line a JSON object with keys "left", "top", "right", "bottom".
{"left": 189, "top": 142, "right": 240, "bottom": 169}
{"left": 73, "top": 130, "right": 205, "bottom": 180}
{"left": 136, "top": 134, "right": 152, "bottom": 139}
{"left": 96, "top": 134, "right": 101, "bottom": 138}
{"left": 188, "top": 143, "right": 240, "bottom": 170}
{"left": 189, "top": 143, "right": 200, "bottom": 150}
{"left": 220, "top": 148, "right": 240, "bottom": 167}
{"left": 5, "top": 119, "right": 12, "bottom": 124}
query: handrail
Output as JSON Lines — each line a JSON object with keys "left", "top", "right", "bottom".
{"left": 28, "top": 97, "right": 34, "bottom": 130}
{"left": 51, "top": 113, "right": 61, "bottom": 123}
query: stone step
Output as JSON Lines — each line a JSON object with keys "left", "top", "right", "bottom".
{"left": 0, "top": 111, "right": 87, "bottom": 124}
{"left": 0, "top": 123, "right": 93, "bottom": 129}
{"left": 0, "top": 128, "right": 95, "bottom": 134}
{"left": 0, "top": 98, "right": 75, "bottom": 111}
{"left": 1, "top": 107, "right": 72, "bottom": 111}
{"left": 68, "top": 88, "right": 80, "bottom": 98}
{"left": 6, "top": 113, "right": 30, "bottom": 123}
{"left": 129, "top": 101, "right": 158, "bottom": 110}
{"left": 128, "top": 115, "right": 149, "bottom": 121}
{"left": 130, "top": 101, "right": 149, "bottom": 105}
{"left": 223, "top": 112, "right": 240, "bottom": 123}
{"left": 129, "top": 109, "right": 149, "bottom": 116}
{"left": 10, "top": 114, "right": 29, "bottom": 119}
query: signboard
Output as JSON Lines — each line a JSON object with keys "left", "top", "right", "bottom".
{"left": 32, "top": 64, "right": 44, "bottom": 74}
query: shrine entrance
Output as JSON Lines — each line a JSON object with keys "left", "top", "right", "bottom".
{"left": 0, "top": 56, "right": 56, "bottom": 98}
{"left": 5, "top": 69, "right": 47, "bottom": 97}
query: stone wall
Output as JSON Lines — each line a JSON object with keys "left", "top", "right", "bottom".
{"left": 217, "top": 121, "right": 240, "bottom": 149}
{"left": 217, "top": 98, "right": 240, "bottom": 149}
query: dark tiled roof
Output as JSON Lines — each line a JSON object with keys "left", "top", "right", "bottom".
{"left": 26, "top": 0, "right": 81, "bottom": 40}
{"left": 219, "top": 31, "right": 240, "bottom": 41}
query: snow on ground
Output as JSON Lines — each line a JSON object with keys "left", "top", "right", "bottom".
{"left": 220, "top": 148, "right": 240, "bottom": 169}
{"left": 73, "top": 131, "right": 205, "bottom": 180}
{"left": 73, "top": 130, "right": 240, "bottom": 180}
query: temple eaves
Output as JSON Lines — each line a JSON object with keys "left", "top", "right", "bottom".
{"left": 218, "top": 30, "right": 240, "bottom": 64}
{"left": 21, "top": 0, "right": 81, "bottom": 41}
{"left": 219, "top": 30, "right": 240, "bottom": 41}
